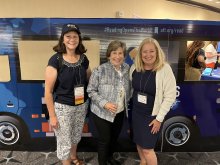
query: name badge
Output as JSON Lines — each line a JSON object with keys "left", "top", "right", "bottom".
{"left": 74, "top": 85, "right": 84, "bottom": 105}
{"left": 137, "top": 92, "right": 147, "bottom": 104}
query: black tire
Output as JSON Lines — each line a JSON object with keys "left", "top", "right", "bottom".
{"left": 161, "top": 116, "right": 198, "bottom": 148}
{"left": 0, "top": 116, "right": 23, "bottom": 146}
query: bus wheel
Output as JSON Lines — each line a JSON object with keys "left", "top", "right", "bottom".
{"left": 162, "top": 116, "right": 196, "bottom": 147}
{"left": 0, "top": 116, "right": 22, "bottom": 146}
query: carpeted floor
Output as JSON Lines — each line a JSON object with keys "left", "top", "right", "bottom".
{"left": 0, "top": 151, "right": 220, "bottom": 165}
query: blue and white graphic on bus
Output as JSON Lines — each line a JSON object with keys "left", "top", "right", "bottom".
{"left": 0, "top": 18, "right": 220, "bottom": 151}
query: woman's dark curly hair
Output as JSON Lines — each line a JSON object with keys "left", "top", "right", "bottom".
{"left": 186, "top": 41, "right": 204, "bottom": 66}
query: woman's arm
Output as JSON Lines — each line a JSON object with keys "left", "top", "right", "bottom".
{"left": 197, "top": 55, "right": 206, "bottom": 68}
{"left": 87, "top": 68, "right": 108, "bottom": 108}
{"left": 44, "top": 66, "right": 59, "bottom": 129}
{"left": 156, "top": 65, "right": 176, "bottom": 122}
{"left": 205, "top": 52, "right": 218, "bottom": 58}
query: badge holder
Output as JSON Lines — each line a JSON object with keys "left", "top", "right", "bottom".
{"left": 74, "top": 85, "right": 84, "bottom": 105}
{"left": 137, "top": 92, "right": 147, "bottom": 104}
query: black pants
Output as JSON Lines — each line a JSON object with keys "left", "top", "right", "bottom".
{"left": 91, "top": 111, "right": 124, "bottom": 165}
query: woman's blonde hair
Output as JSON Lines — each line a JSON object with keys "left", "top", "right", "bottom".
{"left": 134, "top": 37, "right": 166, "bottom": 72}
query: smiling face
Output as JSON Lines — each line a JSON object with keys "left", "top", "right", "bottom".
{"left": 109, "top": 47, "right": 125, "bottom": 69}
{"left": 63, "top": 31, "right": 79, "bottom": 52}
{"left": 141, "top": 43, "right": 157, "bottom": 69}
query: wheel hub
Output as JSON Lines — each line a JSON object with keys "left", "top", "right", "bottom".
{"left": 165, "top": 123, "right": 190, "bottom": 146}
{"left": 0, "top": 122, "right": 19, "bottom": 145}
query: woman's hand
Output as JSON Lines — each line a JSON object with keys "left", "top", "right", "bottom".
{"left": 50, "top": 116, "right": 59, "bottom": 130}
{"left": 149, "top": 119, "right": 161, "bottom": 134}
{"left": 104, "top": 102, "right": 117, "bottom": 115}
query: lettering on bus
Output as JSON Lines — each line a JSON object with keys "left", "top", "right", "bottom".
{"left": 176, "top": 86, "right": 180, "bottom": 97}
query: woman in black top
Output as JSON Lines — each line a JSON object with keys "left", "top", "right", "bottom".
{"left": 45, "top": 23, "right": 91, "bottom": 165}
{"left": 185, "top": 41, "right": 206, "bottom": 81}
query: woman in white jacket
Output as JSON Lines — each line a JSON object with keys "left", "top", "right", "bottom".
{"left": 205, "top": 41, "right": 220, "bottom": 68}
{"left": 130, "top": 37, "right": 176, "bottom": 165}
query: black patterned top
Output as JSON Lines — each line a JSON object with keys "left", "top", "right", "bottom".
{"left": 48, "top": 53, "right": 89, "bottom": 106}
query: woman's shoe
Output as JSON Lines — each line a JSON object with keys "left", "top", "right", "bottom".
{"left": 71, "top": 158, "right": 84, "bottom": 165}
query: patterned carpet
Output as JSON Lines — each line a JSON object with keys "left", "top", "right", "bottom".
{"left": 1, "top": 137, "right": 220, "bottom": 165}
{"left": 1, "top": 151, "right": 220, "bottom": 165}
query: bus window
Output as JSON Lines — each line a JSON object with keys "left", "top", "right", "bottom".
{"left": 0, "top": 55, "right": 10, "bottom": 82}
{"left": 18, "top": 41, "right": 56, "bottom": 81}
{"left": 159, "top": 40, "right": 180, "bottom": 79}
{"left": 185, "top": 40, "right": 220, "bottom": 81}
{"left": 18, "top": 40, "right": 100, "bottom": 81}
{"left": 83, "top": 40, "right": 100, "bottom": 71}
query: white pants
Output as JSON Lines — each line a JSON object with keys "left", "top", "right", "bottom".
{"left": 54, "top": 102, "right": 88, "bottom": 160}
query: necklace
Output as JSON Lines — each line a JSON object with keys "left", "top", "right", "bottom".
{"left": 140, "top": 71, "right": 153, "bottom": 93}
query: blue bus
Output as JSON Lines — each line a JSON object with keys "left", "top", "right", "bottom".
{"left": 0, "top": 18, "right": 220, "bottom": 151}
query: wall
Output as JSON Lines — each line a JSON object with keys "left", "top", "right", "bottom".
{"left": 1, "top": 0, "right": 220, "bottom": 21}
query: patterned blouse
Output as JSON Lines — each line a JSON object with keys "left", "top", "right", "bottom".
{"left": 87, "top": 61, "right": 130, "bottom": 122}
